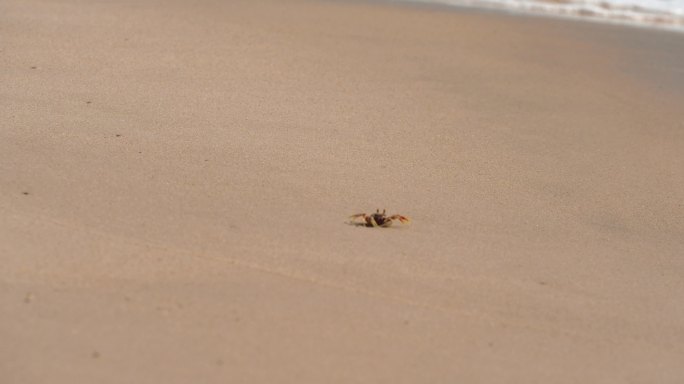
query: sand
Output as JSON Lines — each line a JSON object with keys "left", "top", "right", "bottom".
{"left": 1, "top": 0, "right": 683, "bottom": 382}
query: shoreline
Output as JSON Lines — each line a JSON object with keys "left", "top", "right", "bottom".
{"left": 371, "top": 0, "right": 684, "bottom": 33}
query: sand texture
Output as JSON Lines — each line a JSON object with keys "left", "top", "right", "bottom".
{"left": 2, "top": 0, "right": 684, "bottom": 382}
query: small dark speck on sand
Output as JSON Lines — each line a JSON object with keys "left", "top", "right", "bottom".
{"left": 538, "top": 281, "right": 547, "bottom": 286}
{"left": 22, "top": 191, "right": 29, "bottom": 195}
{"left": 30, "top": 66, "right": 37, "bottom": 69}
{"left": 86, "top": 101, "right": 92, "bottom": 104}
{"left": 91, "top": 351, "right": 100, "bottom": 359}
{"left": 115, "top": 134, "right": 122, "bottom": 137}
{"left": 215, "top": 359, "right": 224, "bottom": 366}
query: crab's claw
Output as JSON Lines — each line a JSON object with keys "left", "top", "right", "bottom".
{"left": 349, "top": 213, "right": 367, "bottom": 220}
{"left": 390, "top": 215, "right": 410, "bottom": 224}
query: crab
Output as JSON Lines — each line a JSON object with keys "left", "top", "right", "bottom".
{"left": 349, "top": 209, "right": 410, "bottom": 228}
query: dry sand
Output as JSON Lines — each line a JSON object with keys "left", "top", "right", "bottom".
{"left": 2, "top": 0, "right": 684, "bottom": 382}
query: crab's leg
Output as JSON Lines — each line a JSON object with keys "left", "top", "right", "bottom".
{"left": 389, "top": 215, "right": 410, "bottom": 224}
{"left": 349, "top": 213, "right": 369, "bottom": 226}
{"left": 349, "top": 213, "right": 368, "bottom": 223}
{"left": 380, "top": 220, "right": 393, "bottom": 227}
{"left": 369, "top": 216, "right": 379, "bottom": 227}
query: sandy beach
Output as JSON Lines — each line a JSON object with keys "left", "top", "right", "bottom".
{"left": 2, "top": 0, "right": 683, "bottom": 382}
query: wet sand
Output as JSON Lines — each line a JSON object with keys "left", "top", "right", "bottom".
{"left": 1, "top": 0, "right": 683, "bottom": 382}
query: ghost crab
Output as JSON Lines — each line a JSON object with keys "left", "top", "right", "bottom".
{"left": 349, "top": 209, "right": 410, "bottom": 228}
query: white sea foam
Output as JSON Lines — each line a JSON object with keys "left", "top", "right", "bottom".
{"left": 394, "top": 0, "right": 684, "bottom": 31}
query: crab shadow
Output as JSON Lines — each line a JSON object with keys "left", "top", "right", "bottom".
{"left": 344, "top": 221, "right": 407, "bottom": 229}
